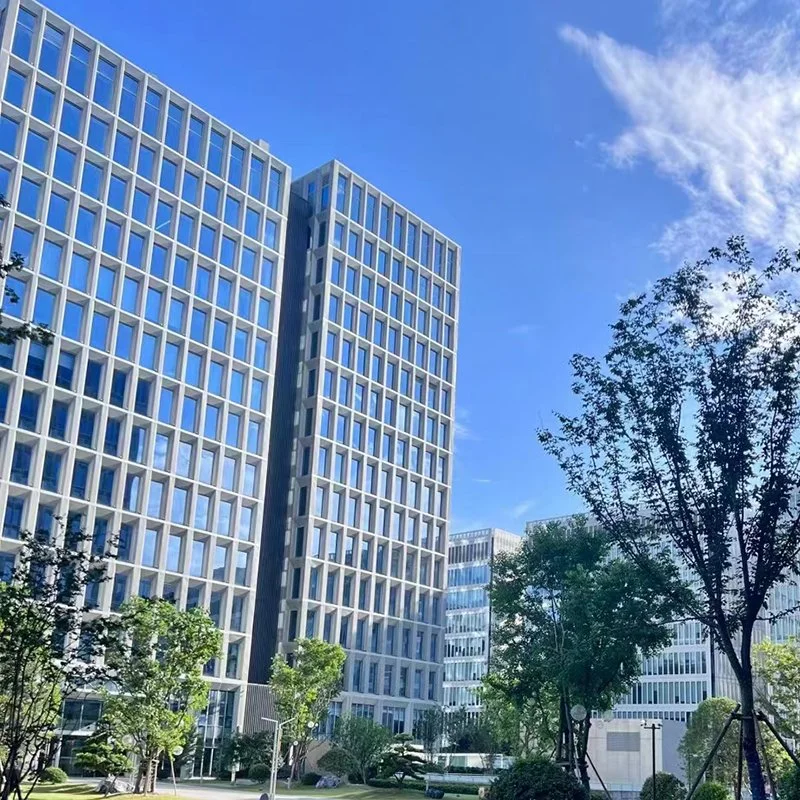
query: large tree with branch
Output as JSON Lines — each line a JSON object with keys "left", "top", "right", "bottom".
{"left": 540, "top": 237, "right": 800, "bottom": 800}
{"left": 0, "top": 518, "right": 113, "bottom": 800}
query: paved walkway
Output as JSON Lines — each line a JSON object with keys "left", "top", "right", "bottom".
{"left": 155, "top": 779, "right": 314, "bottom": 800}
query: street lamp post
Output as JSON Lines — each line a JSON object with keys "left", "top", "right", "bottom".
{"left": 262, "top": 715, "right": 295, "bottom": 800}
{"left": 642, "top": 721, "right": 662, "bottom": 800}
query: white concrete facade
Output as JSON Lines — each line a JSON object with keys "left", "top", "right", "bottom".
{"left": 278, "top": 163, "right": 460, "bottom": 734}
{"left": 0, "top": 0, "right": 289, "bottom": 773}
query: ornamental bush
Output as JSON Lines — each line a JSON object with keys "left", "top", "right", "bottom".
{"left": 486, "top": 759, "right": 587, "bottom": 800}
{"left": 693, "top": 782, "right": 729, "bottom": 800}
{"left": 248, "top": 763, "right": 270, "bottom": 783}
{"left": 640, "top": 773, "right": 686, "bottom": 800}
{"left": 39, "top": 766, "right": 68, "bottom": 784}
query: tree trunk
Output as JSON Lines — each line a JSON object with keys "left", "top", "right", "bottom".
{"left": 576, "top": 719, "right": 591, "bottom": 795}
{"left": 739, "top": 645, "right": 766, "bottom": 800}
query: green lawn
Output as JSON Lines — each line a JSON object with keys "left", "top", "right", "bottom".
{"left": 25, "top": 785, "right": 194, "bottom": 800}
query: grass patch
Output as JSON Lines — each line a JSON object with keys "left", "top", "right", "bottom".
{"left": 26, "top": 784, "right": 196, "bottom": 800}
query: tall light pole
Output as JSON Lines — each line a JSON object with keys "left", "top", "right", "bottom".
{"left": 262, "top": 715, "right": 295, "bottom": 800}
{"left": 642, "top": 721, "right": 662, "bottom": 800}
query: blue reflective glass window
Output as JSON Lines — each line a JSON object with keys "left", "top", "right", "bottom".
{"left": 87, "top": 117, "right": 108, "bottom": 153}
{"left": 24, "top": 130, "right": 48, "bottom": 169}
{"left": 166, "top": 102, "right": 183, "bottom": 150}
{"left": 4, "top": 69, "right": 26, "bottom": 106}
{"left": 199, "top": 224, "right": 216, "bottom": 257}
{"left": 120, "top": 74, "right": 139, "bottom": 123}
{"left": 132, "top": 188, "right": 150, "bottom": 222}
{"left": 31, "top": 84, "right": 55, "bottom": 123}
{"left": 12, "top": 8, "right": 36, "bottom": 61}
{"left": 63, "top": 303, "right": 85, "bottom": 340}
{"left": 224, "top": 195, "right": 240, "bottom": 226}
{"left": 60, "top": 101, "right": 82, "bottom": 138}
{"left": 182, "top": 171, "right": 199, "bottom": 204}
{"left": 47, "top": 192, "right": 69, "bottom": 231}
{"left": 53, "top": 146, "right": 78, "bottom": 186}
{"left": 160, "top": 158, "right": 177, "bottom": 192}
{"left": 18, "top": 178, "right": 40, "bottom": 219}
{"left": 90, "top": 311, "right": 110, "bottom": 350}
{"left": 156, "top": 200, "right": 173, "bottom": 235}
{"left": 203, "top": 183, "right": 219, "bottom": 216}
{"left": 67, "top": 41, "right": 91, "bottom": 93}
{"left": 245, "top": 208, "right": 260, "bottom": 239}
{"left": 268, "top": 167, "right": 282, "bottom": 210}
{"left": 96, "top": 265, "right": 116, "bottom": 303}
{"left": 188, "top": 117, "right": 204, "bottom": 163}
{"left": 229, "top": 143, "right": 244, "bottom": 187}
{"left": 81, "top": 161, "right": 103, "bottom": 198}
{"left": 137, "top": 144, "right": 155, "bottom": 179}
{"left": 150, "top": 244, "right": 168, "bottom": 279}
{"left": 39, "top": 25, "right": 64, "bottom": 77}
{"left": 178, "top": 213, "right": 195, "bottom": 245}
{"left": 75, "top": 207, "right": 96, "bottom": 244}
{"left": 265, "top": 219, "right": 278, "bottom": 250}
{"left": 33, "top": 288, "right": 55, "bottom": 326}
{"left": 93, "top": 59, "right": 116, "bottom": 109}
{"left": 126, "top": 232, "right": 145, "bottom": 268}
{"left": 41, "top": 241, "right": 63, "bottom": 279}
{"left": 69, "top": 253, "right": 90, "bottom": 292}
{"left": 208, "top": 130, "right": 224, "bottom": 175}
{"left": 249, "top": 156, "right": 264, "bottom": 199}
{"left": 241, "top": 247, "right": 256, "bottom": 279}
{"left": 108, "top": 175, "right": 127, "bottom": 212}
{"left": 102, "top": 219, "right": 122, "bottom": 257}
{"left": 113, "top": 131, "right": 132, "bottom": 167}
{"left": 143, "top": 89, "right": 161, "bottom": 136}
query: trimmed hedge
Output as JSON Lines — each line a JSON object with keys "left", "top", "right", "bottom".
{"left": 369, "top": 778, "right": 481, "bottom": 795}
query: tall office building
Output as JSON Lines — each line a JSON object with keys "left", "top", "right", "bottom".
{"left": 0, "top": 0, "right": 289, "bottom": 772}
{"left": 249, "top": 162, "right": 460, "bottom": 735}
{"left": 443, "top": 528, "right": 519, "bottom": 721}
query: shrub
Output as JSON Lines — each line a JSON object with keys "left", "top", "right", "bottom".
{"left": 39, "top": 766, "right": 68, "bottom": 785}
{"left": 369, "top": 778, "right": 482, "bottom": 795}
{"left": 640, "top": 773, "right": 686, "bottom": 800}
{"left": 302, "top": 771, "right": 322, "bottom": 786}
{"left": 486, "top": 759, "right": 586, "bottom": 800}
{"left": 780, "top": 767, "right": 800, "bottom": 800}
{"left": 693, "top": 782, "right": 729, "bottom": 800}
{"left": 248, "top": 763, "right": 270, "bottom": 783}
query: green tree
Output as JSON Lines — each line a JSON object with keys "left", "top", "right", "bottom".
{"left": 74, "top": 734, "right": 132, "bottom": 779}
{"left": 679, "top": 699, "right": 740, "bottom": 787}
{"left": 479, "top": 682, "right": 560, "bottom": 759}
{"left": 413, "top": 708, "right": 444, "bottom": 762}
{"left": 219, "top": 730, "right": 273, "bottom": 777}
{"left": 379, "top": 733, "right": 426, "bottom": 787}
{"left": 318, "top": 715, "right": 391, "bottom": 784}
{"left": 640, "top": 773, "right": 686, "bottom": 800}
{"left": 486, "top": 758, "right": 586, "bottom": 800}
{"left": 0, "top": 519, "right": 113, "bottom": 800}
{"left": 539, "top": 238, "right": 800, "bottom": 800}
{"left": 693, "top": 783, "right": 730, "bottom": 800}
{"left": 268, "top": 638, "right": 346, "bottom": 780}
{"left": 489, "top": 518, "right": 679, "bottom": 792}
{"left": 101, "top": 598, "right": 221, "bottom": 793}
{"left": 754, "top": 638, "right": 800, "bottom": 737}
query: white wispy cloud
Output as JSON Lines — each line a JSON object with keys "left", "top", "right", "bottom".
{"left": 454, "top": 408, "right": 479, "bottom": 441}
{"left": 473, "top": 478, "right": 493, "bottom": 484}
{"left": 509, "top": 498, "right": 537, "bottom": 519}
{"left": 561, "top": 1, "right": 800, "bottom": 259}
{"left": 508, "top": 323, "right": 538, "bottom": 337}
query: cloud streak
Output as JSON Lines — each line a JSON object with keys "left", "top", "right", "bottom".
{"left": 561, "top": 2, "right": 800, "bottom": 259}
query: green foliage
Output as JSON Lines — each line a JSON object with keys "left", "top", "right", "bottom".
{"left": 369, "top": 778, "right": 482, "bottom": 795}
{"left": 693, "top": 782, "right": 730, "bottom": 800}
{"left": 379, "top": 733, "right": 427, "bottom": 786}
{"left": 754, "top": 639, "right": 800, "bottom": 737}
{"left": 779, "top": 766, "right": 800, "bottom": 800}
{"left": 640, "top": 773, "right": 686, "bottom": 800}
{"left": 74, "top": 734, "right": 132, "bottom": 778}
{"left": 248, "top": 763, "right": 271, "bottom": 783}
{"left": 321, "top": 715, "right": 392, "bottom": 784}
{"left": 490, "top": 518, "right": 679, "bottom": 789}
{"left": 220, "top": 730, "right": 273, "bottom": 775}
{"left": 678, "top": 698, "right": 740, "bottom": 786}
{"left": 486, "top": 758, "right": 587, "bottom": 800}
{"left": 38, "top": 767, "right": 68, "bottom": 785}
{"left": 301, "top": 772, "right": 321, "bottom": 786}
{"left": 101, "top": 597, "right": 222, "bottom": 793}
{"left": 268, "top": 638, "right": 346, "bottom": 779}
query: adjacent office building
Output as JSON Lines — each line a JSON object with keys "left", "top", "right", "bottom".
{"left": 443, "top": 528, "right": 519, "bottom": 721}
{"left": 0, "top": 0, "right": 462, "bottom": 770}
{"left": 0, "top": 0, "right": 289, "bottom": 773}
{"left": 250, "top": 163, "right": 461, "bottom": 735}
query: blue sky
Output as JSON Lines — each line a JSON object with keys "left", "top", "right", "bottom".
{"left": 48, "top": 0, "right": 798, "bottom": 533}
